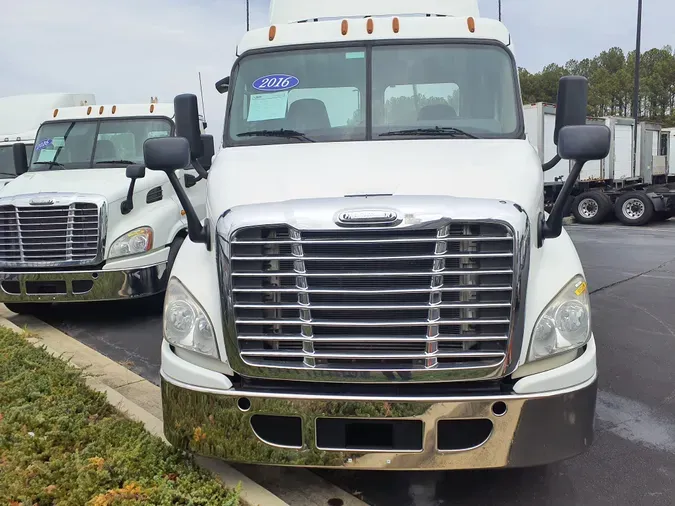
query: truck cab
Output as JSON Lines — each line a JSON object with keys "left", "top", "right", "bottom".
{"left": 145, "top": 0, "right": 610, "bottom": 470}
{"left": 0, "top": 100, "right": 211, "bottom": 314}
{"left": 0, "top": 93, "right": 97, "bottom": 189}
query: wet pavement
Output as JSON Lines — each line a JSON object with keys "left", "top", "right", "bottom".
{"left": 35, "top": 222, "right": 675, "bottom": 506}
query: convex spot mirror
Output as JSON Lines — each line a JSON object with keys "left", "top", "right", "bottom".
{"left": 143, "top": 137, "right": 190, "bottom": 173}
{"left": 554, "top": 76, "right": 589, "bottom": 145}
{"left": 126, "top": 164, "right": 146, "bottom": 179}
{"left": 215, "top": 76, "right": 229, "bottom": 94}
{"left": 557, "top": 125, "right": 611, "bottom": 161}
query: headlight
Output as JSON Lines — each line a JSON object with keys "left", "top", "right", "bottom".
{"left": 109, "top": 227, "right": 153, "bottom": 259}
{"left": 529, "top": 275, "right": 591, "bottom": 361}
{"left": 163, "top": 277, "right": 218, "bottom": 358}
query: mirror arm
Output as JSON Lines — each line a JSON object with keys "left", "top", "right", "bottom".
{"left": 166, "top": 170, "right": 211, "bottom": 249}
{"left": 540, "top": 159, "right": 585, "bottom": 245}
{"left": 542, "top": 154, "right": 561, "bottom": 172}
{"left": 121, "top": 179, "right": 137, "bottom": 215}
{"left": 191, "top": 159, "right": 209, "bottom": 179}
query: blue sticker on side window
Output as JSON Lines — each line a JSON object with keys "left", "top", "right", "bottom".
{"left": 35, "top": 139, "right": 53, "bottom": 151}
{"left": 252, "top": 74, "right": 299, "bottom": 92}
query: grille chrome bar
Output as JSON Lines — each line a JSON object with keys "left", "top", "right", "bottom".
{"left": 232, "top": 236, "right": 511, "bottom": 245}
{"left": 237, "top": 335, "right": 510, "bottom": 342}
{"left": 240, "top": 350, "right": 507, "bottom": 359}
{"left": 233, "top": 286, "right": 513, "bottom": 294}
{"left": 236, "top": 319, "right": 511, "bottom": 326}
{"left": 231, "top": 253, "right": 514, "bottom": 261}
{"left": 231, "top": 269, "right": 513, "bottom": 277}
{"left": 234, "top": 302, "right": 512, "bottom": 310}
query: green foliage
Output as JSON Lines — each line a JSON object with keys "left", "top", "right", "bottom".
{"left": 0, "top": 328, "right": 241, "bottom": 506}
{"left": 519, "top": 46, "right": 675, "bottom": 127}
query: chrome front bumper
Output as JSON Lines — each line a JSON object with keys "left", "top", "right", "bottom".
{"left": 160, "top": 373, "right": 597, "bottom": 471}
{"left": 0, "top": 262, "right": 168, "bottom": 303}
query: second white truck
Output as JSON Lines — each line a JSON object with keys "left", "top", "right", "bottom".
{"left": 0, "top": 99, "right": 212, "bottom": 314}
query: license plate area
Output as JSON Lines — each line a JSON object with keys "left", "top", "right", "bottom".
{"left": 316, "top": 418, "right": 423, "bottom": 452}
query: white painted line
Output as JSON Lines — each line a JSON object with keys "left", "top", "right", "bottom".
{"left": 0, "top": 307, "right": 369, "bottom": 506}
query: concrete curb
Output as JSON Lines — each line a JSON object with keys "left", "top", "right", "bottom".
{"left": 0, "top": 311, "right": 288, "bottom": 506}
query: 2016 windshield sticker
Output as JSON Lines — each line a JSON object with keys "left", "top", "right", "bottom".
{"left": 252, "top": 74, "right": 299, "bottom": 92}
{"left": 35, "top": 139, "right": 53, "bottom": 151}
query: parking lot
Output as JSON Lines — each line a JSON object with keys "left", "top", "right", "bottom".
{"left": 20, "top": 222, "right": 675, "bottom": 506}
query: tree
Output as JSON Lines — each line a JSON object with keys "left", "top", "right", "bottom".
{"left": 519, "top": 46, "right": 675, "bottom": 126}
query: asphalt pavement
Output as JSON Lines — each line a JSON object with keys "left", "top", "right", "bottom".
{"left": 35, "top": 222, "right": 675, "bottom": 506}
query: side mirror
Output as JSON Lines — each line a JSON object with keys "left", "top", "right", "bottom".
{"left": 13, "top": 143, "right": 28, "bottom": 176}
{"left": 554, "top": 76, "right": 589, "bottom": 146}
{"left": 199, "top": 134, "right": 215, "bottom": 170}
{"left": 143, "top": 136, "right": 209, "bottom": 248}
{"left": 121, "top": 164, "right": 147, "bottom": 215}
{"left": 174, "top": 94, "right": 203, "bottom": 161}
{"left": 144, "top": 137, "right": 190, "bottom": 172}
{"left": 540, "top": 124, "right": 611, "bottom": 245}
{"left": 558, "top": 125, "right": 611, "bottom": 161}
{"left": 215, "top": 76, "right": 229, "bottom": 94}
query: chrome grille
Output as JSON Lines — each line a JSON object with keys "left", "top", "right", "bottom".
{"left": 0, "top": 203, "right": 101, "bottom": 266}
{"left": 230, "top": 222, "right": 515, "bottom": 376}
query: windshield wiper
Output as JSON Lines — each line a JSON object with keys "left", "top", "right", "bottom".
{"left": 95, "top": 160, "right": 136, "bottom": 165}
{"left": 237, "top": 129, "right": 315, "bottom": 142}
{"left": 380, "top": 127, "right": 479, "bottom": 139}
{"left": 32, "top": 161, "right": 66, "bottom": 169}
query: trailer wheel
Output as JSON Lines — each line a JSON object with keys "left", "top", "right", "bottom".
{"left": 615, "top": 191, "right": 654, "bottom": 226}
{"left": 571, "top": 192, "right": 612, "bottom": 224}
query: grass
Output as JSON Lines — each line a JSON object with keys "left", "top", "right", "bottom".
{"left": 0, "top": 326, "right": 242, "bottom": 506}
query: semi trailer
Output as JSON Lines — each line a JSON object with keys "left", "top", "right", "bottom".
{"left": 526, "top": 102, "right": 675, "bottom": 225}
{"left": 145, "top": 0, "right": 609, "bottom": 471}
{"left": 0, "top": 99, "right": 213, "bottom": 315}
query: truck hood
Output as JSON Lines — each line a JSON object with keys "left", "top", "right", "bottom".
{"left": 0, "top": 167, "right": 168, "bottom": 204}
{"left": 208, "top": 139, "right": 545, "bottom": 218}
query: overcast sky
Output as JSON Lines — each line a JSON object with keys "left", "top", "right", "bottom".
{"left": 1, "top": 0, "right": 671, "bottom": 142}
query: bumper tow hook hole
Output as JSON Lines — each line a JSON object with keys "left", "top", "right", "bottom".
{"left": 91, "top": 272, "right": 99, "bottom": 280}
{"left": 492, "top": 401, "right": 507, "bottom": 417}
{"left": 237, "top": 397, "right": 251, "bottom": 412}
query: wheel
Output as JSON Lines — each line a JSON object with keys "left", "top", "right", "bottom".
{"left": 615, "top": 191, "right": 655, "bottom": 226}
{"left": 4, "top": 302, "right": 49, "bottom": 316}
{"left": 571, "top": 192, "right": 612, "bottom": 224}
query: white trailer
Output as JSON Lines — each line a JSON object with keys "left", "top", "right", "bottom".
{"left": 0, "top": 99, "right": 212, "bottom": 315}
{"left": 142, "top": 0, "right": 608, "bottom": 472}
{"left": 0, "top": 93, "right": 96, "bottom": 187}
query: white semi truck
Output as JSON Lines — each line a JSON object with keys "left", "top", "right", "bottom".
{"left": 146, "top": 0, "right": 609, "bottom": 471}
{"left": 0, "top": 99, "right": 213, "bottom": 315}
{"left": 525, "top": 101, "right": 675, "bottom": 225}
{"left": 0, "top": 93, "right": 96, "bottom": 188}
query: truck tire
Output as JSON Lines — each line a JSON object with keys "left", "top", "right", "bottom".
{"left": 615, "top": 191, "right": 654, "bottom": 226}
{"left": 571, "top": 192, "right": 612, "bottom": 224}
{"left": 4, "top": 302, "right": 48, "bottom": 316}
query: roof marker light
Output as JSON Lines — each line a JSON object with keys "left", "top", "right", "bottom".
{"left": 150, "top": 104, "right": 155, "bottom": 113}
{"left": 367, "top": 18, "right": 374, "bottom": 34}
{"left": 112, "top": 105, "right": 117, "bottom": 114}
{"left": 87, "top": 106, "right": 92, "bottom": 115}
{"left": 341, "top": 19, "right": 348, "bottom": 35}
{"left": 99, "top": 106, "right": 105, "bottom": 115}
{"left": 269, "top": 25, "right": 277, "bottom": 41}
{"left": 53, "top": 109, "right": 59, "bottom": 118}
{"left": 467, "top": 17, "right": 475, "bottom": 33}
{"left": 393, "top": 17, "right": 400, "bottom": 33}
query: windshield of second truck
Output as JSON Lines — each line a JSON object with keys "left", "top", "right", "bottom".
{"left": 0, "top": 144, "right": 32, "bottom": 178}
{"left": 29, "top": 118, "right": 172, "bottom": 171}
{"left": 227, "top": 42, "right": 522, "bottom": 145}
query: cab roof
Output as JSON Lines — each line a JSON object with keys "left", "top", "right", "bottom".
{"left": 238, "top": 14, "right": 511, "bottom": 56}
{"left": 48, "top": 102, "right": 175, "bottom": 122}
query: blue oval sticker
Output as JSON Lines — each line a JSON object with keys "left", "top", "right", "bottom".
{"left": 252, "top": 74, "right": 299, "bottom": 92}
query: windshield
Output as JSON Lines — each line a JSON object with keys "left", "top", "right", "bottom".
{"left": 29, "top": 118, "right": 173, "bottom": 171}
{"left": 226, "top": 42, "right": 521, "bottom": 146}
{"left": 0, "top": 144, "right": 32, "bottom": 178}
